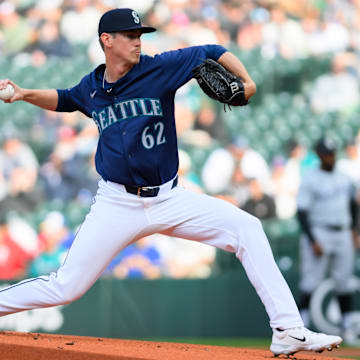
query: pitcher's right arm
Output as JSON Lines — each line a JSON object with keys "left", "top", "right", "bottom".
{"left": 0, "top": 79, "right": 58, "bottom": 111}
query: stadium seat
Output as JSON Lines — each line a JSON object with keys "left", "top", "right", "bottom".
{"left": 277, "top": 92, "right": 293, "bottom": 109}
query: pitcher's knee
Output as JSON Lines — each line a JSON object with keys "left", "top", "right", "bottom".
{"left": 238, "top": 211, "right": 271, "bottom": 249}
{"left": 248, "top": 214, "right": 263, "bottom": 229}
{"left": 50, "top": 275, "right": 87, "bottom": 305}
{"left": 225, "top": 211, "right": 263, "bottom": 251}
{"left": 61, "top": 288, "right": 85, "bottom": 304}
{"left": 235, "top": 209, "right": 263, "bottom": 232}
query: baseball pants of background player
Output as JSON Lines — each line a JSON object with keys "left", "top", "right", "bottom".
{"left": 0, "top": 178, "right": 304, "bottom": 329}
{"left": 299, "top": 226, "right": 355, "bottom": 294}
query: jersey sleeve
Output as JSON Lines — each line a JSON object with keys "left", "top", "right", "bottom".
{"left": 56, "top": 75, "right": 91, "bottom": 117}
{"left": 159, "top": 45, "right": 227, "bottom": 91}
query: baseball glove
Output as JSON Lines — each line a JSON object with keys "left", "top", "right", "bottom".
{"left": 192, "top": 59, "right": 249, "bottom": 109}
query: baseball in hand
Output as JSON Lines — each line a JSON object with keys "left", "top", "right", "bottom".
{"left": 0, "top": 84, "right": 15, "bottom": 100}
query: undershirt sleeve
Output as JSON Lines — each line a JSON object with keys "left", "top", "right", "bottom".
{"left": 297, "top": 210, "right": 316, "bottom": 243}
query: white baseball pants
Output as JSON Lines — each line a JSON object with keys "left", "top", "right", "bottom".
{"left": 0, "top": 179, "right": 303, "bottom": 329}
{"left": 299, "top": 226, "right": 355, "bottom": 294}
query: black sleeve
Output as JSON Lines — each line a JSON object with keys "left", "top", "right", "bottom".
{"left": 350, "top": 198, "right": 358, "bottom": 231}
{"left": 297, "top": 209, "right": 316, "bottom": 244}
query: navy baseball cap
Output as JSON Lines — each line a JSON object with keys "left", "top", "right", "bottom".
{"left": 315, "top": 137, "right": 337, "bottom": 155}
{"left": 98, "top": 8, "right": 156, "bottom": 36}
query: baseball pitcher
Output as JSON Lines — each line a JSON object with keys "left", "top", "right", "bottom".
{"left": 0, "top": 8, "right": 342, "bottom": 356}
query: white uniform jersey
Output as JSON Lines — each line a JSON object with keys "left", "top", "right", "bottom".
{"left": 297, "top": 168, "right": 355, "bottom": 227}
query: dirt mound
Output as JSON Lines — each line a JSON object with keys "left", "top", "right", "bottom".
{"left": 0, "top": 331, "right": 352, "bottom": 360}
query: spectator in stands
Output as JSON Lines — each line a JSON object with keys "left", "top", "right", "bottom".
{"left": 0, "top": 149, "right": 8, "bottom": 202}
{"left": 237, "top": 6, "right": 269, "bottom": 51}
{"left": 0, "top": 134, "right": 41, "bottom": 214}
{"left": 229, "top": 135, "right": 271, "bottom": 187}
{"left": 242, "top": 178, "right": 277, "bottom": 220}
{"left": 193, "top": 102, "right": 228, "bottom": 144}
{"left": 218, "top": 163, "right": 250, "bottom": 208}
{"left": 34, "top": 110, "right": 64, "bottom": 157}
{"left": 315, "top": 20, "right": 350, "bottom": 55}
{"left": 200, "top": 145, "right": 235, "bottom": 195}
{"left": 60, "top": 0, "right": 102, "bottom": 45}
{"left": 0, "top": 2, "right": 32, "bottom": 55}
{"left": 310, "top": 52, "right": 360, "bottom": 113}
{"left": 178, "top": 149, "right": 203, "bottom": 193}
{"left": 1, "top": 135, "right": 38, "bottom": 195}
{"left": 271, "top": 140, "right": 306, "bottom": 219}
{"left": 261, "top": 5, "right": 306, "bottom": 59}
{"left": 201, "top": 135, "right": 271, "bottom": 196}
{"left": 219, "top": 1, "right": 247, "bottom": 43}
{"left": 33, "top": 20, "right": 73, "bottom": 58}
{"left": 0, "top": 215, "right": 41, "bottom": 279}
{"left": 176, "top": 103, "right": 215, "bottom": 150}
{"left": 110, "top": 237, "right": 162, "bottom": 279}
{"left": 28, "top": 211, "right": 70, "bottom": 277}
{"left": 337, "top": 138, "right": 360, "bottom": 187}
{"left": 149, "top": 233, "right": 216, "bottom": 279}
{"left": 39, "top": 152, "right": 67, "bottom": 202}
{"left": 0, "top": 215, "right": 31, "bottom": 280}
{"left": 39, "top": 124, "right": 98, "bottom": 202}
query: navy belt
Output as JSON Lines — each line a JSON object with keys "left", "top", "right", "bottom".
{"left": 124, "top": 176, "right": 178, "bottom": 197}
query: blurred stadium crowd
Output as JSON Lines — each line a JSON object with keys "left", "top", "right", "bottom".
{"left": 1, "top": 0, "right": 360, "bottom": 280}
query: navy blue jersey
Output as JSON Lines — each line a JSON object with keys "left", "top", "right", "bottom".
{"left": 56, "top": 45, "right": 226, "bottom": 186}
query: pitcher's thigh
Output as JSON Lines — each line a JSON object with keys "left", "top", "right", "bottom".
{"left": 157, "top": 188, "right": 262, "bottom": 253}
{"left": 58, "top": 196, "right": 148, "bottom": 295}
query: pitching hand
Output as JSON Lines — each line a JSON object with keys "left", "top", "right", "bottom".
{"left": 352, "top": 230, "right": 360, "bottom": 250}
{"left": 0, "top": 79, "right": 24, "bottom": 103}
{"left": 311, "top": 242, "right": 323, "bottom": 257}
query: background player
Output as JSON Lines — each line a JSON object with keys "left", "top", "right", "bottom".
{"left": 0, "top": 7, "right": 342, "bottom": 356}
{"left": 297, "top": 137, "right": 360, "bottom": 345}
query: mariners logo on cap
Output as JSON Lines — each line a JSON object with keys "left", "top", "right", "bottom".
{"left": 98, "top": 8, "right": 157, "bottom": 36}
{"left": 132, "top": 11, "right": 140, "bottom": 24}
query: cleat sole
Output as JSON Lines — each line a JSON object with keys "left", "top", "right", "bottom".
{"left": 271, "top": 341, "right": 342, "bottom": 357}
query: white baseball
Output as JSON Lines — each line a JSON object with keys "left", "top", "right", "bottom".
{"left": 0, "top": 84, "right": 15, "bottom": 100}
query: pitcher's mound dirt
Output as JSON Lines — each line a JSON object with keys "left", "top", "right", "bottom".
{"left": 0, "top": 331, "right": 355, "bottom": 360}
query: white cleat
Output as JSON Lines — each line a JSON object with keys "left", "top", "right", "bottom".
{"left": 270, "top": 327, "right": 343, "bottom": 356}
